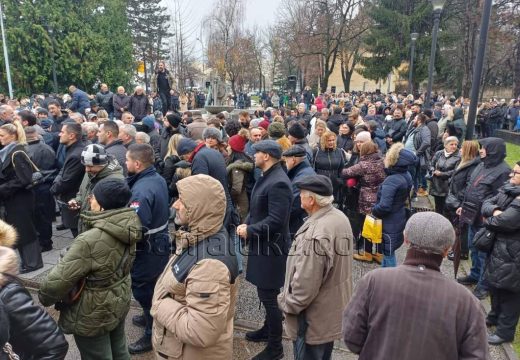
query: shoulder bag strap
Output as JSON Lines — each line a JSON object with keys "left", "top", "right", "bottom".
{"left": 11, "top": 150, "right": 40, "bottom": 172}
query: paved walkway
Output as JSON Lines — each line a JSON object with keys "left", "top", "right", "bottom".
{"left": 19, "top": 202, "right": 511, "bottom": 359}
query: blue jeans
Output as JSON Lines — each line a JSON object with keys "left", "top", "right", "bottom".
{"left": 468, "top": 224, "right": 489, "bottom": 291}
{"left": 408, "top": 164, "right": 418, "bottom": 193}
{"left": 382, "top": 254, "right": 397, "bottom": 267}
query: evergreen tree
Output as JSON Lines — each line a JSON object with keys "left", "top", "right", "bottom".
{"left": 0, "top": 0, "right": 134, "bottom": 95}
{"left": 359, "top": 0, "right": 435, "bottom": 91}
{"left": 127, "top": 0, "right": 171, "bottom": 91}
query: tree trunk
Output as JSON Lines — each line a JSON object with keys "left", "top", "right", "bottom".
{"left": 514, "top": 36, "right": 520, "bottom": 98}
{"left": 143, "top": 50, "right": 149, "bottom": 93}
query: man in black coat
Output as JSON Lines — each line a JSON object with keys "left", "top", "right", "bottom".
{"left": 237, "top": 140, "right": 292, "bottom": 360}
{"left": 327, "top": 106, "right": 344, "bottom": 134}
{"left": 176, "top": 138, "right": 234, "bottom": 229}
{"left": 284, "top": 145, "right": 316, "bottom": 237}
{"left": 50, "top": 122, "right": 86, "bottom": 237}
{"left": 97, "top": 120, "right": 128, "bottom": 175}
{"left": 25, "top": 127, "right": 57, "bottom": 252}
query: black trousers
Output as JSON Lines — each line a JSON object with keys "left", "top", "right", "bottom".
{"left": 159, "top": 92, "right": 170, "bottom": 115}
{"left": 433, "top": 195, "right": 446, "bottom": 216}
{"left": 292, "top": 341, "right": 333, "bottom": 360}
{"left": 488, "top": 287, "right": 520, "bottom": 341}
{"left": 33, "top": 184, "right": 54, "bottom": 248}
{"left": 257, "top": 287, "right": 283, "bottom": 347}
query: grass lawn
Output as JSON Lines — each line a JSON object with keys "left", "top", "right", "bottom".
{"left": 506, "top": 142, "right": 520, "bottom": 168}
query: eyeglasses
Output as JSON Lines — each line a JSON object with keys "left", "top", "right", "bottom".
{"left": 511, "top": 171, "right": 520, "bottom": 176}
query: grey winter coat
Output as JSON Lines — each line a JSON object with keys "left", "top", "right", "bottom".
{"left": 112, "top": 94, "right": 131, "bottom": 119}
{"left": 429, "top": 150, "right": 461, "bottom": 197}
{"left": 104, "top": 139, "right": 127, "bottom": 176}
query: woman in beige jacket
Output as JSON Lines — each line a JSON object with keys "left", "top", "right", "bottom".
{"left": 151, "top": 174, "right": 238, "bottom": 359}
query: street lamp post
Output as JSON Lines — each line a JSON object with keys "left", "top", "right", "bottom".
{"left": 408, "top": 32, "right": 419, "bottom": 95}
{"left": 47, "top": 26, "right": 58, "bottom": 94}
{"left": 424, "top": 0, "right": 445, "bottom": 109}
{"left": 0, "top": 1, "right": 13, "bottom": 98}
{"left": 196, "top": 37, "right": 205, "bottom": 88}
{"left": 466, "top": 0, "right": 493, "bottom": 140}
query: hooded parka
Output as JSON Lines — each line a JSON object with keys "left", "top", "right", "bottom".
{"left": 151, "top": 174, "right": 238, "bottom": 360}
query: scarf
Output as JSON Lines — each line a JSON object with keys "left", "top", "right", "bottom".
{"left": 0, "top": 142, "right": 17, "bottom": 164}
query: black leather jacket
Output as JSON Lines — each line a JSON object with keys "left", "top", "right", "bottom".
{"left": 0, "top": 280, "right": 68, "bottom": 359}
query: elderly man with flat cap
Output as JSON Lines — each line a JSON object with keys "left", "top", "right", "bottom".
{"left": 278, "top": 174, "right": 353, "bottom": 360}
{"left": 283, "top": 145, "right": 316, "bottom": 237}
{"left": 342, "top": 212, "right": 489, "bottom": 360}
{"left": 237, "top": 140, "right": 292, "bottom": 360}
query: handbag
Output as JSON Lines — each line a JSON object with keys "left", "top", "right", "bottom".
{"left": 362, "top": 215, "right": 382, "bottom": 244}
{"left": 473, "top": 227, "right": 496, "bottom": 253}
{"left": 445, "top": 193, "right": 460, "bottom": 211}
{"left": 58, "top": 245, "right": 130, "bottom": 308}
{"left": 11, "top": 150, "right": 43, "bottom": 189}
{"left": 460, "top": 201, "right": 480, "bottom": 225}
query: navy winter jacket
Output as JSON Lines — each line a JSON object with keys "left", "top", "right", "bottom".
{"left": 372, "top": 149, "right": 415, "bottom": 255}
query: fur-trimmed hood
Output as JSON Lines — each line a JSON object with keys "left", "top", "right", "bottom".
{"left": 0, "top": 220, "right": 17, "bottom": 248}
{"left": 385, "top": 142, "right": 417, "bottom": 173}
{"left": 0, "top": 246, "right": 19, "bottom": 286}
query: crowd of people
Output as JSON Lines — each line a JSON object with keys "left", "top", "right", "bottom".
{"left": 0, "top": 73, "right": 519, "bottom": 360}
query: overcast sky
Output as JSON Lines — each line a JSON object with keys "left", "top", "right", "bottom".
{"left": 164, "top": 0, "right": 281, "bottom": 50}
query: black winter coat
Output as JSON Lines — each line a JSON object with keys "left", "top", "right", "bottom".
{"left": 327, "top": 114, "right": 344, "bottom": 134}
{"left": 161, "top": 154, "right": 182, "bottom": 198}
{"left": 313, "top": 147, "right": 345, "bottom": 204}
{"left": 191, "top": 145, "right": 234, "bottom": 227}
{"left": 158, "top": 126, "right": 185, "bottom": 160}
{"left": 0, "top": 280, "right": 68, "bottom": 359}
{"left": 462, "top": 138, "right": 511, "bottom": 225}
{"left": 0, "top": 300, "right": 7, "bottom": 355}
{"left": 50, "top": 140, "right": 87, "bottom": 229}
{"left": 425, "top": 118, "right": 439, "bottom": 155}
{"left": 482, "top": 184, "right": 520, "bottom": 292}
{"left": 384, "top": 118, "right": 407, "bottom": 143}
{"left": 0, "top": 145, "right": 38, "bottom": 246}
{"left": 337, "top": 134, "right": 354, "bottom": 152}
{"left": 445, "top": 157, "right": 480, "bottom": 211}
{"left": 429, "top": 150, "right": 461, "bottom": 197}
{"left": 50, "top": 140, "right": 86, "bottom": 201}
{"left": 95, "top": 91, "right": 114, "bottom": 113}
{"left": 246, "top": 162, "right": 292, "bottom": 289}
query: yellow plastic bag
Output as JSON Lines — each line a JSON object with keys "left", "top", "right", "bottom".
{"left": 362, "top": 215, "right": 382, "bottom": 244}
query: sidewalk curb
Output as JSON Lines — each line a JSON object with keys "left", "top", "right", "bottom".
{"left": 459, "top": 259, "right": 520, "bottom": 360}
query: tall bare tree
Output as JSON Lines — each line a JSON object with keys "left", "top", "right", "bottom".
{"left": 279, "top": 0, "right": 364, "bottom": 92}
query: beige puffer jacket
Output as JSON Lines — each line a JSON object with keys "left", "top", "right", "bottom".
{"left": 151, "top": 174, "right": 238, "bottom": 360}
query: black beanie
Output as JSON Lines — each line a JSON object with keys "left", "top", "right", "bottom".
{"left": 288, "top": 123, "right": 306, "bottom": 139}
{"left": 166, "top": 113, "right": 182, "bottom": 128}
{"left": 92, "top": 178, "right": 132, "bottom": 210}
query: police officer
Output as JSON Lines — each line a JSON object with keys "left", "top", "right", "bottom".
{"left": 125, "top": 143, "right": 170, "bottom": 354}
